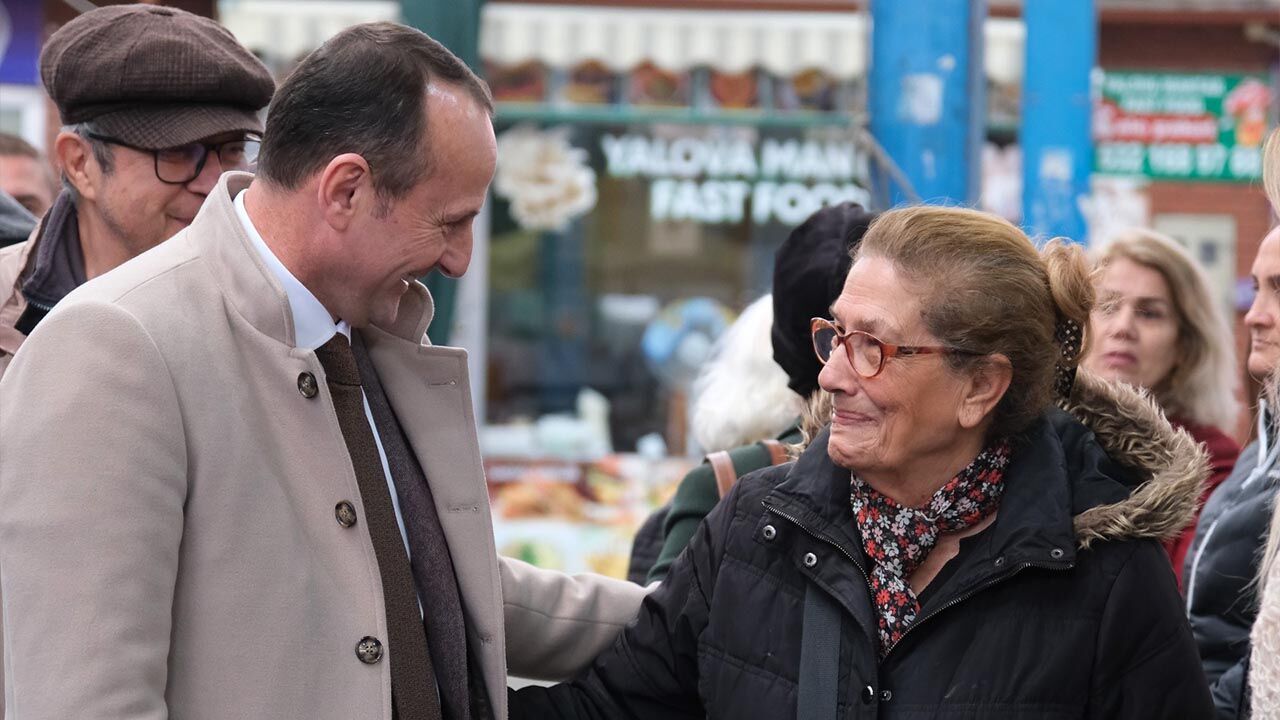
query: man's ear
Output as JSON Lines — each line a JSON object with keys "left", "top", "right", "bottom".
{"left": 957, "top": 354, "right": 1013, "bottom": 430}
{"left": 315, "top": 153, "right": 373, "bottom": 232}
{"left": 53, "top": 132, "right": 97, "bottom": 202}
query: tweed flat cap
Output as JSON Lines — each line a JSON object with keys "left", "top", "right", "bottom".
{"left": 40, "top": 4, "right": 275, "bottom": 150}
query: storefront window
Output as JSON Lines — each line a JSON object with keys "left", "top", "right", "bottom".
{"left": 486, "top": 120, "right": 870, "bottom": 455}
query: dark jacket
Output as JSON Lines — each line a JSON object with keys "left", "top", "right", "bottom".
{"left": 1166, "top": 418, "right": 1240, "bottom": 591}
{"left": 0, "top": 190, "right": 86, "bottom": 376}
{"left": 0, "top": 192, "right": 36, "bottom": 249}
{"left": 626, "top": 505, "right": 668, "bottom": 585}
{"left": 512, "top": 372, "right": 1214, "bottom": 719}
{"left": 1184, "top": 411, "right": 1278, "bottom": 719}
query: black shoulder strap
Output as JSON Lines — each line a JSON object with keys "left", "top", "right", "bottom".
{"left": 798, "top": 584, "right": 842, "bottom": 719}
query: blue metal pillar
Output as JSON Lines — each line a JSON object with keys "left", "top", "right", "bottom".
{"left": 1020, "top": 0, "right": 1095, "bottom": 243}
{"left": 869, "top": 0, "right": 986, "bottom": 206}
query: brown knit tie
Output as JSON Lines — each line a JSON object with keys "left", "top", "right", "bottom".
{"left": 315, "top": 333, "right": 441, "bottom": 720}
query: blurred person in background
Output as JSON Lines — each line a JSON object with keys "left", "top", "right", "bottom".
{"left": 0, "top": 132, "right": 58, "bottom": 218}
{"left": 637, "top": 203, "right": 874, "bottom": 584}
{"left": 0, "top": 192, "right": 36, "bottom": 250}
{"left": 630, "top": 292, "right": 800, "bottom": 583}
{"left": 1081, "top": 229, "right": 1241, "bottom": 590}
{"left": 0, "top": 4, "right": 273, "bottom": 377}
{"left": 1246, "top": 127, "right": 1280, "bottom": 720}
{"left": 688, "top": 293, "right": 801, "bottom": 470}
{"left": 1185, "top": 130, "right": 1280, "bottom": 718}
{"left": 512, "top": 206, "right": 1212, "bottom": 719}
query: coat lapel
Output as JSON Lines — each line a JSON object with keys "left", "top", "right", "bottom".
{"left": 362, "top": 324, "right": 506, "bottom": 719}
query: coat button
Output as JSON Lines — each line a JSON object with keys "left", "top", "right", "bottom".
{"left": 993, "top": 555, "right": 1005, "bottom": 567}
{"left": 356, "top": 636, "right": 383, "bottom": 664}
{"left": 861, "top": 685, "right": 875, "bottom": 704}
{"left": 1050, "top": 547, "right": 1065, "bottom": 560}
{"left": 803, "top": 552, "right": 818, "bottom": 568}
{"left": 298, "top": 372, "right": 318, "bottom": 398}
{"left": 335, "top": 501, "right": 357, "bottom": 528}
{"left": 762, "top": 525, "right": 777, "bottom": 541}
{"left": 880, "top": 689, "right": 893, "bottom": 702}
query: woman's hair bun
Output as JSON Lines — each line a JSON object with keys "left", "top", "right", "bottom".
{"left": 1041, "top": 238, "right": 1094, "bottom": 368}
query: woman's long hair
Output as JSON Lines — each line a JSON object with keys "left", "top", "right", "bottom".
{"left": 690, "top": 294, "right": 804, "bottom": 453}
{"left": 1091, "top": 230, "right": 1241, "bottom": 432}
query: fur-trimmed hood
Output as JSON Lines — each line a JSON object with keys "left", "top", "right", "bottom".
{"left": 794, "top": 367, "right": 1209, "bottom": 550}
{"left": 1058, "top": 368, "right": 1209, "bottom": 549}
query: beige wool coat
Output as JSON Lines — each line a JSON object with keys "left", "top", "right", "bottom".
{"left": 0, "top": 173, "right": 646, "bottom": 718}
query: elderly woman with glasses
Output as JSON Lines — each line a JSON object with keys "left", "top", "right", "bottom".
{"left": 511, "top": 205, "right": 1212, "bottom": 720}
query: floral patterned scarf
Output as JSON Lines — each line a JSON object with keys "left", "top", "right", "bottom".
{"left": 850, "top": 438, "right": 1012, "bottom": 657}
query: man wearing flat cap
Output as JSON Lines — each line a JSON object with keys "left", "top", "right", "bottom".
{"left": 0, "top": 8, "right": 646, "bottom": 719}
{"left": 0, "top": 3, "right": 272, "bottom": 375}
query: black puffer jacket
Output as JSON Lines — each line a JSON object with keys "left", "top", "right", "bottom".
{"left": 511, "top": 373, "right": 1214, "bottom": 719}
{"left": 1184, "top": 411, "right": 1279, "bottom": 719}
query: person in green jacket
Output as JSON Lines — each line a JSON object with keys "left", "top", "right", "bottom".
{"left": 642, "top": 202, "right": 876, "bottom": 583}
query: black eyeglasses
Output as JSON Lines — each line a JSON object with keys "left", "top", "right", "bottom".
{"left": 810, "top": 317, "right": 975, "bottom": 378}
{"left": 86, "top": 132, "right": 261, "bottom": 185}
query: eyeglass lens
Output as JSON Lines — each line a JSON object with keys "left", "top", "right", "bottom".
{"left": 154, "top": 139, "right": 261, "bottom": 183}
{"left": 814, "top": 325, "right": 883, "bottom": 377}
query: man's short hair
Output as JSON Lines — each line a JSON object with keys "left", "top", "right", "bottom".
{"left": 256, "top": 22, "right": 493, "bottom": 205}
{"left": 0, "top": 133, "right": 40, "bottom": 160}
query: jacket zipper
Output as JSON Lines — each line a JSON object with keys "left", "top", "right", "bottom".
{"left": 882, "top": 559, "right": 1072, "bottom": 658}
{"left": 1184, "top": 517, "right": 1219, "bottom": 616}
{"left": 765, "top": 500, "right": 1073, "bottom": 661}
{"left": 764, "top": 502, "right": 872, "bottom": 586}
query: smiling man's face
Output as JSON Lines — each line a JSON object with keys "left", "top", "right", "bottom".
{"left": 338, "top": 83, "right": 496, "bottom": 329}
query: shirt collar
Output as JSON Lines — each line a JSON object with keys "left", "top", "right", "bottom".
{"left": 234, "top": 190, "right": 349, "bottom": 349}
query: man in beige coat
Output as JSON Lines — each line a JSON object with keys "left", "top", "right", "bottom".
{"left": 0, "top": 21, "right": 646, "bottom": 719}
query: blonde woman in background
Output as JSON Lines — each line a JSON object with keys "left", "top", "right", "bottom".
{"left": 1249, "top": 127, "right": 1280, "bottom": 720}
{"left": 1082, "top": 229, "right": 1241, "bottom": 591}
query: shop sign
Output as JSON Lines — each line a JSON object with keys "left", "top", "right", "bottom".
{"left": 1094, "top": 71, "right": 1273, "bottom": 183}
{"left": 601, "top": 133, "right": 870, "bottom": 225}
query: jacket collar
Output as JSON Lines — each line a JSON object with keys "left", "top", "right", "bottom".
{"left": 196, "top": 173, "right": 436, "bottom": 348}
{"left": 1061, "top": 368, "right": 1209, "bottom": 549}
{"left": 18, "top": 191, "right": 86, "bottom": 312}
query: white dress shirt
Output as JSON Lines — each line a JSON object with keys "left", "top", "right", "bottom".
{"left": 234, "top": 191, "right": 415, "bottom": 566}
